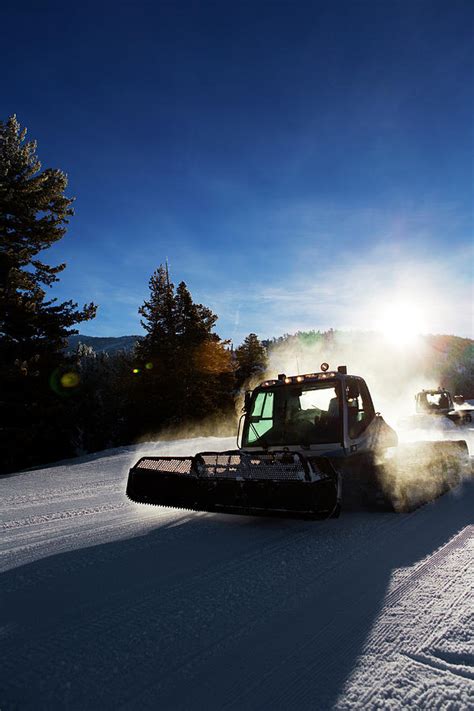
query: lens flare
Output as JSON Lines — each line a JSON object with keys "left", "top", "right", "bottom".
{"left": 145, "top": 362, "right": 153, "bottom": 370}
{"left": 50, "top": 368, "right": 80, "bottom": 396}
{"left": 60, "top": 371, "right": 80, "bottom": 388}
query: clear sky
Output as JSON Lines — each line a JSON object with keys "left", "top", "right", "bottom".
{"left": 2, "top": 0, "right": 473, "bottom": 343}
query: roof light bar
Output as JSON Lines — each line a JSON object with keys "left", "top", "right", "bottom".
{"left": 261, "top": 379, "right": 279, "bottom": 387}
{"left": 261, "top": 370, "right": 341, "bottom": 386}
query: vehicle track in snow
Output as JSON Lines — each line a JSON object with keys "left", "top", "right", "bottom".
{"left": 3, "top": 503, "right": 470, "bottom": 710}
{"left": 1, "top": 509, "right": 410, "bottom": 710}
{"left": 361, "top": 525, "right": 473, "bottom": 650}
{"left": 334, "top": 525, "right": 474, "bottom": 710}
{"left": 0, "top": 510, "right": 294, "bottom": 593}
{"left": 0, "top": 502, "right": 126, "bottom": 530}
{"left": 0, "top": 479, "right": 123, "bottom": 509}
{"left": 1, "top": 446, "right": 472, "bottom": 710}
{"left": 0, "top": 505, "right": 190, "bottom": 580}
{"left": 169, "top": 514, "right": 474, "bottom": 711}
{"left": 215, "top": 526, "right": 474, "bottom": 710}
{"left": 110, "top": 508, "right": 443, "bottom": 709}
{"left": 1, "top": 522, "right": 326, "bottom": 706}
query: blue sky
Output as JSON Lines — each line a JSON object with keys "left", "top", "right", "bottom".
{"left": 2, "top": 0, "right": 473, "bottom": 343}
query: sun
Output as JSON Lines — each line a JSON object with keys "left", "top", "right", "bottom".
{"left": 376, "top": 301, "right": 425, "bottom": 346}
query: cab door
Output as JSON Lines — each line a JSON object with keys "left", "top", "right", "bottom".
{"left": 345, "top": 377, "right": 376, "bottom": 453}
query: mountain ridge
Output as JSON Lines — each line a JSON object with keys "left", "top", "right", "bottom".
{"left": 66, "top": 334, "right": 141, "bottom": 354}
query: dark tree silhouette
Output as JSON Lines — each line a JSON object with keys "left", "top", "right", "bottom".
{"left": 133, "top": 265, "right": 235, "bottom": 435}
{"left": 0, "top": 115, "right": 97, "bottom": 471}
{"left": 235, "top": 333, "right": 268, "bottom": 388}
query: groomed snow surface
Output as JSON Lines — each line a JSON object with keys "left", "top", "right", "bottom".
{"left": 1, "top": 436, "right": 473, "bottom": 710}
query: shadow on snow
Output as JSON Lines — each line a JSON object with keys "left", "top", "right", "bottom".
{"left": 1, "top": 482, "right": 473, "bottom": 710}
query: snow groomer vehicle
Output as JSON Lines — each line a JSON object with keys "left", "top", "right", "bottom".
{"left": 127, "top": 364, "right": 471, "bottom": 518}
{"left": 414, "top": 388, "right": 473, "bottom": 426}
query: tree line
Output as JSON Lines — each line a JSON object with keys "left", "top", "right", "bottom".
{"left": 0, "top": 116, "right": 267, "bottom": 473}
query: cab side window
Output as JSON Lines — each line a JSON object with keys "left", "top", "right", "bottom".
{"left": 246, "top": 391, "right": 274, "bottom": 444}
{"left": 347, "top": 378, "right": 375, "bottom": 439}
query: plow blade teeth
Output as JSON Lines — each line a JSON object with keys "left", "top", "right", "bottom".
{"left": 126, "top": 451, "right": 339, "bottom": 519}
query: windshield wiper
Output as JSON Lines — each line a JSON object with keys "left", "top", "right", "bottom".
{"left": 250, "top": 422, "right": 269, "bottom": 449}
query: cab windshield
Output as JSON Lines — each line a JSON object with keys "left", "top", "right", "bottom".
{"left": 243, "top": 381, "right": 342, "bottom": 447}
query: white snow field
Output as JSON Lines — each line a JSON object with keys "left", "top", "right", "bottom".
{"left": 1, "top": 436, "right": 473, "bottom": 710}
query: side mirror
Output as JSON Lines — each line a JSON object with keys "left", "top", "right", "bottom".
{"left": 244, "top": 391, "right": 252, "bottom": 412}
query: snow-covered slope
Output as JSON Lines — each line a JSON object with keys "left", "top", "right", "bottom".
{"left": 1, "top": 438, "right": 473, "bottom": 710}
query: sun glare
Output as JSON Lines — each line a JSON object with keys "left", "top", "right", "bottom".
{"left": 377, "top": 301, "right": 425, "bottom": 346}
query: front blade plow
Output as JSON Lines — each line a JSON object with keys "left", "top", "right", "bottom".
{"left": 126, "top": 450, "right": 339, "bottom": 519}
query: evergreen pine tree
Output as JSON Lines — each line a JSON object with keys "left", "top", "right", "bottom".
{"left": 174, "top": 280, "right": 235, "bottom": 421}
{"left": 0, "top": 115, "right": 97, "bottom": 471}
{"left": 136, "top": 264, "right": 176, "bottom": 368}
{"left": 175, "top": 281, "right": 218, "bottom": 346}
{"left": 235, "top": 333, "right": 268, "bottom": 387}
{"left": 131, "top": 265, "right": 178, "bottom": 434}
{"left": 134, "top": 265, "right": 235, "bottom": 434}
